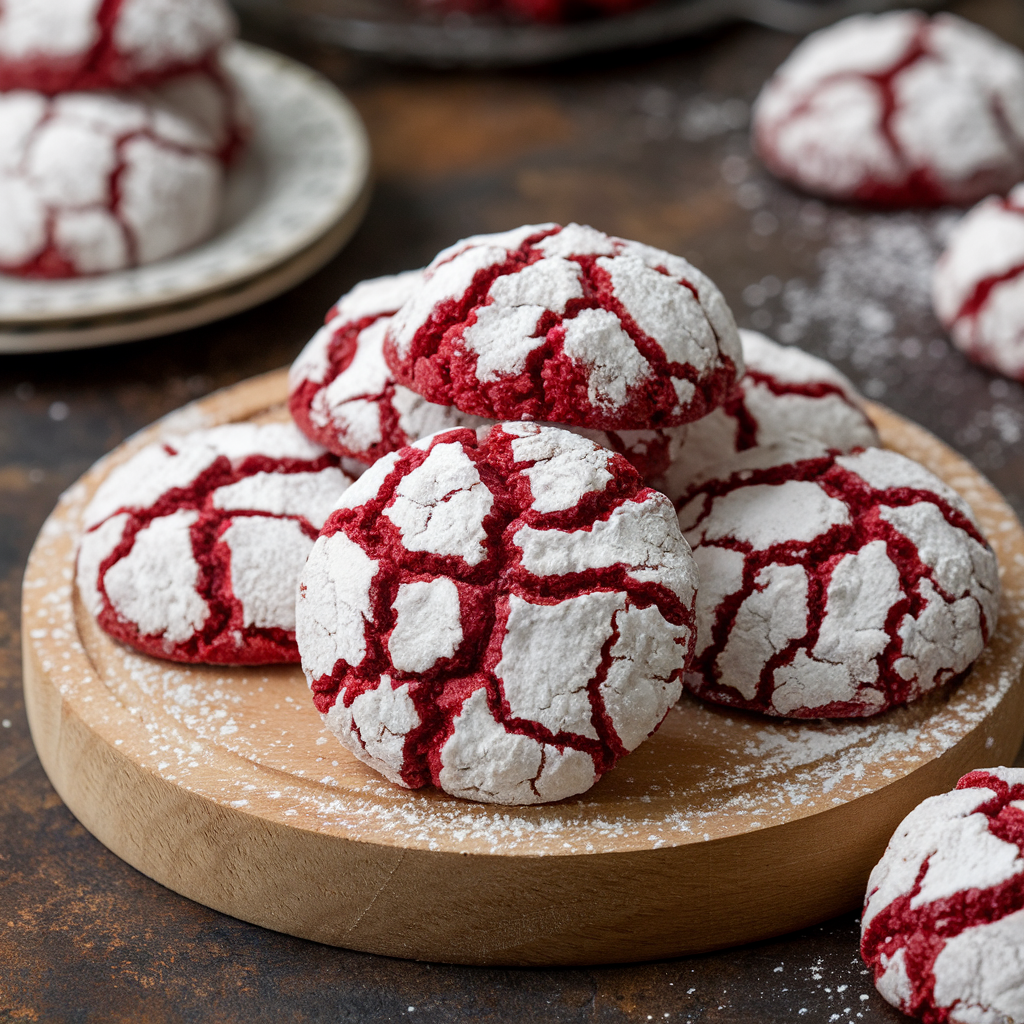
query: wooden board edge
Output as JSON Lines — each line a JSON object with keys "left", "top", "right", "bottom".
{"left": 22, "top": 600, "right": 1024, "bottom": 966}
{"left": 20, "top": 379, "right": 1024, "bottom": 965}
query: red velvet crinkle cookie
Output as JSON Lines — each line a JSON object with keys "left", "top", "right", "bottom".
{"left": 934, "top": 183, "right": 1024, "bottom": 381}
{"left": 0, "top": 0, "right": 236, "bottom": 94}
{"left": 289, "top": 270, "right": 491, "bottom": 467}
{"left": 383, "top": 223, "right": 743, "bottom": 431}
{"left": 296, "top": 422, "right": 698, "bottom": 805}
{"left": 77, "top": 423, "right": 351, "bottom": 665}
{"left": 0, "top": 91, "right": 222, "bottom": 278}
{"left": 752, "top": 11, "right": 1024, "bottom": 207}
{"left": 146, "top": 58, "right": 250, "bottom": 165}
{"left": 678, "top": 442, "right": 999, "bottom": 718}
{"left": 656, "top": 329, "right": 879, "bottom": 500}
{"left": 289, "top": 271, "right": 690, "bottom": 479}
{"left": 862, "top": 767, "right": 1024, "bottom": 1022}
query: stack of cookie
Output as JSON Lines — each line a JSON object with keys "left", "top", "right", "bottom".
{"left": 0, "top": 0, "right": 246, "bottom": 278}
{"left": 75, "top": 222, "right": 1002, "bottom": 808}
{"left": 283, "top": 222, "right": 1001, "bottom": 796}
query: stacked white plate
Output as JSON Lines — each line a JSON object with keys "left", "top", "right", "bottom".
{"left": 0, "top": 43, "right": 371, "bottom": 353}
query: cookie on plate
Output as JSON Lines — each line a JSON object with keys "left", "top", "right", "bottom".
{"left": 146, "top": 57, "right": 250, "bottom": 165}
{"left": 655, "top": 329, "right": 879, "bottom": 501}
{"left": 0, "top": 0, "right": 237, "bottom": 94}
{"left": 0, "top": 91, "right": 223, "bottom": 278}
{"left": 862, "top": 767, "right": 1024, "bottom": 1023}
{"left": 752, "top": 11, "right": 1024, "bottom": 206}
{"left": 296, "top": 422, "right": 697, "bottom": 805}
{"left": 934, "top": 183, "right": 1024, "bottom": 380}
{"left": 678, "top": 442, "right": 999, "bottom": 718}
{"left": 383, "top": 222, "right": 743, "bottom": 431}
{"left": 77, "top": 423, "right": 351, "bottom": 665}
{"left": 289, "top": 270, "right": 690, "bottom": 478}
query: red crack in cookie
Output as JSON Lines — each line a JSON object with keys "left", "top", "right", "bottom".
{"left": 0, "top": 91, "right": 222, "bottom": 278}
{"left": 383, "top": 223, "right": 743, "bottom": 431}
{"left": 289, "top": 271, "right": 689, "bottom": 479}
{"left": 677, "top": 443, "right": 999, "bottom": 718}
{"left": 862, "top": 767, "right": 1024, "bottom": 1022}
{"left": 77, "top": 423, "right": 351, "bottom": 665}
{"left": 656, "top": 329, "right": 879, "bottom": 502}
{"left": 296, "top": 422, "right": 697, "bottom": 805}
{"left": 752, "top": 11, "right": 1024, "bottom": 207}
{"left": 289, "top": 270, "right": 492, "bottom": 467}
{"left": 934, "top": 184, "right": 1024, "bottom": 381}
{"left": 0, "top": 0, "right": 236, "bottom": 94}
{"left": 146, "top": 57, "right": 250, "bottom": 165}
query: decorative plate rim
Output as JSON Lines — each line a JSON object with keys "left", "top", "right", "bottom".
{"left": 0, "top": 192, "right": 370, "bottom": 352}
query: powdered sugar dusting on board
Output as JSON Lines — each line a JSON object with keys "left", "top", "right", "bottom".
{"left": 21, "top": 379, "right": 1024, "bottom": 856}
{"left": 765, "top": 205, "right": 1024, "bottom": 515}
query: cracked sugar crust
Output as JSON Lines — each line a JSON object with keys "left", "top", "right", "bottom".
{"left": 290, "top": 271, "right": 690, "bottom": 479}
{"left": 296, "top": 422, "right": 698, "bottom": 805}
{"left": 0, "top": 0, "right": 236, "bottom": 94}
{"left": 0, "top": 90, "right": 222, "bottom": 278}
{"left": 655, "top": 330, "right": 879, "bottom": 504}
{"left": 933, "top": 183, "right": 1024, "bottom": 382}
{"left": 677, "top": 443, "right": 1000, "bottom": 719}
{"left": 752, "top": 11, "right": 1024, "bottom": 207}
{"left": 862, "top": 768, "right": 1024, "bottom": 1023}
{"left": 77, "top": 422, "right": 352, "bottom": 665}
{"left": 289, "top": 270, "right": 493, "bottom": 467}
{"left": 143, "top": 55, "right": 250, "bottom": 165}
{"left": 382, "top": 222, "right": 743, "bottom": 432}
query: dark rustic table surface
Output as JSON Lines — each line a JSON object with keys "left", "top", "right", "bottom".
{"left": 4, "top": 2, "right": 1024, "bottom": 1020}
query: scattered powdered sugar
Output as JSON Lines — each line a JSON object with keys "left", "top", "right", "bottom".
{"left": 759, "top": 203, "right": 1024, "bottom": 512}
{"left": 778, "top": 212, "right": 955, "bottom": 368}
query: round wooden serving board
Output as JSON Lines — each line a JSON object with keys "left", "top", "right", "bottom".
{"left": 22, "top": 371, "right": 1024, "bottom": 967}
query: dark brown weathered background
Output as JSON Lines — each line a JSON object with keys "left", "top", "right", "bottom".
{"left": 3, "top": 2, "right": 1024, "bottom": 1019}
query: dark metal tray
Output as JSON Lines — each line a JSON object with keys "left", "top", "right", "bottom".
{"left": 233, "top": 0, "right": 937, "bottom": 65}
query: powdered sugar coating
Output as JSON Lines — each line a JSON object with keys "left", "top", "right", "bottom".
{"left": 383, "top": 223, "right": 743, "bottom": 431}
{"left": 296, "top": 422, "right": 697, "bottom": 804}
{"left": 862, "top": 767, "right": 1024, "bottom": 1022}
{"left": 0, "top": 90, "right": 222, "bottom": 278}
{"left": 753, "top": 11, "right": 1024, "bottom": 207}
{"left": 78, "top": 423, "right": 351, "bottom": 664}
{"left": 145, "top": 56, "right": 250, "bottom": 165}
{"left": 289, "top": 270, "right": 491, "bottom": 466}
{"left": 0, "top": 0, "right": 236, "bottom": 94}
{"left": 678, "top": 443, "right": 999, "bottom": 718}
{"left": 290, "top": 271, "right": 691, "bottom": 478}
{"left": 656, "top": 330, "right": 879, "bottom": 503}
{"left": 934, "top": 183, "right": 1024, "bottom": 381}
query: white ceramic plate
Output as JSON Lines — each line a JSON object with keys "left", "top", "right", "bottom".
{"left": 0, "top": 41, "right": 371, "bottom": 348}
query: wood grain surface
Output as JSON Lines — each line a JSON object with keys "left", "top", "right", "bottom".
{"left": 21, "top": 371, "right": 1024, "bottom": 966}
